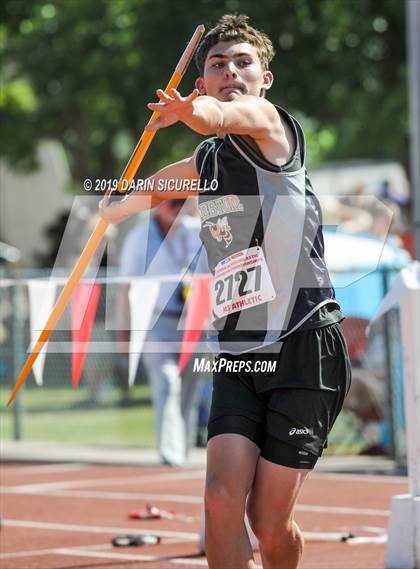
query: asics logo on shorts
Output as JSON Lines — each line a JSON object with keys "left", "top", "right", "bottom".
{"left": 289, "top": 427, "right": 310, "bottom": 436}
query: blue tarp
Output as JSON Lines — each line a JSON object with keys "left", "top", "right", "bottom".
{"left": 325, "top": 229, "right": 411, "bottom": 319}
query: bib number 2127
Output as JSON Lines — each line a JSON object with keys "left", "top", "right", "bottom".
{"left": 212, "top": 246, "right": 276, "bottom": 319}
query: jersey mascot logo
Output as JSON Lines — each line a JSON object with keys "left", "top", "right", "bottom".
{"left": 203, "top": 216, "right": 233, "bottom": 248}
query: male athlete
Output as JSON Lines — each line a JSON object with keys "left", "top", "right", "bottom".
{"left": 100, "top": 14, "right": 351, "bottom": 569}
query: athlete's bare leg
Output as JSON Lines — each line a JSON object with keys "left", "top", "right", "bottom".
{"left": 247, "top": 457, "right": 310, "bottom": 569}
{"left": 205, "top": 433, "right": 260, "bottom": 569}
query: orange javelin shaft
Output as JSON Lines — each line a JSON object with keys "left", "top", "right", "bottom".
{"left": 117, "top": 24, "right": 204, "bottom": 192}
{"left": 7, "top": 24, "right": 205, "bottom": 407}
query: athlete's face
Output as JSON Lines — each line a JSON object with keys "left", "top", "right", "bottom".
{"left": 195, "top": 41, "right": 273, "bottom": 102}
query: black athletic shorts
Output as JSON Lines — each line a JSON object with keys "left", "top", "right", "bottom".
{"left": 207, "top": 323, "right": 352, "bottom": 470}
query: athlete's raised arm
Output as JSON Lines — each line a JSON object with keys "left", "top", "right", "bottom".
{"left": 146, "top": 89, "right": 290, "bottom": 165}
{"left": 98, "top": 155, "right": 199, "bottom": 225}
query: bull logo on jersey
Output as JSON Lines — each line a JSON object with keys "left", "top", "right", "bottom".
{"left": 203, "top": 216, "right": 233, "bottom": 248}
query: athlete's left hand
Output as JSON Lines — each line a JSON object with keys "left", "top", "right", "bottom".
{"left": 98, "top": 193, "right": 133, "bottom": 225}
{"left": 145, "top": 88, "right": 200, "bottom": 132}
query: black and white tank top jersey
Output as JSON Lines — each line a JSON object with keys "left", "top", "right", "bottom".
{"left": 195, "top": 105, "right": 341, "bottom": 355}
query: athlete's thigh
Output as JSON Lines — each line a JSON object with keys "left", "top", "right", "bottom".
{"left": 247, "top": 456, "right": 310, "bottom": 527}
{"left": 206, "top": 358, "right": 265, "bottom": 499}
{"left": 206, "top": 434, "right": 260, "bottom": 500}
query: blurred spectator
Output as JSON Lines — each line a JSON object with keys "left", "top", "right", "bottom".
{"left": 379, "top": 178, "right": 414, "bottom": 257}
{"left": 117, "top": 199, "right": 208, "bottom": 466}
{"left": 379, "top": 178, "right": 408, "bottom": 207}
{"left": 324, "top": 181, "right": 410, "bottom": 253}
{"left": 369, "top": 198, "right": 403, "bottom": 247}
{"left": 341, "top": 317, "right": 390, "bottom": 455}
{"left": 34, "top": 207, "right": 115, "bottom": 269}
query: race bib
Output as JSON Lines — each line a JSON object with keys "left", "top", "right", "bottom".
{"left": 212, "top": 246, "right": 276, "bottom": 319}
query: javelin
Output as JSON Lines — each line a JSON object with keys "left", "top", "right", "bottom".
{"left": 7, "top": 24, "right": 205, "bottom": 407}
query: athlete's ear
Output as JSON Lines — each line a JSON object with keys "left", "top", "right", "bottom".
{"left": 195, "top": 77, "right": 206, "bottom": 95}
{"left": 262, "top": 70, "right": 274, "bottom": 91}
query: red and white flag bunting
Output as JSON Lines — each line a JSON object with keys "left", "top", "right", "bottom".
{"left": 71, "top": 283, "right": 102, "bottom": 388}
{"left": 178, "top": 274, "right": 212, "bottom": 375}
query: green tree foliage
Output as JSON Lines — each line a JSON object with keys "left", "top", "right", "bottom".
{"left": 0, "top": 0, "right": 407, "bottom": 187}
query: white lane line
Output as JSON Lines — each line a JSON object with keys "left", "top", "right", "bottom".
{"left": 0, "top": 548, "right": 70, "bottom": 560}
{"left": 56, "top": 548, "right": 157, "bottom": 562}
{"left": 0, "top": 542, "right": 199, "bottom": 561}
{"left": 296, "top": 504, "right": 389, "bottom": 517}
{"left": 1, "top": 487, "right": 202, "bottom": 504}
{"left": 2, "top": 466, "right": 405, "bottom": 485}
{"left": 55, "top": 548, "right": 210, "bottom": 565}
{"left": 1, "top": 485, "right": 389, "bottom": 517}
{"left": 0, "top": 543, "right": 112, "bottom": 560}
{"left": 311, "top": 472, "right": 408, "bottom": 485}
{"left": 0, "top": 541, "right": 210, "bottom": 567}
{"left": 1, "top": 463, "right": 89, "bottom": 475}
{"left": 170, "top": 559, "right": 213, "bottom": 567}
{"left": 2, "top": 469, "right": 205, "bottom": 493}
{"left": 348, "top": 535, "right": 388, "bottom": 544}
{"left": 2, "top": 519, "right": 199, "bottom": 540}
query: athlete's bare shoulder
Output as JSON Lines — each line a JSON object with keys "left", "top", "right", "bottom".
{"left": 223, "top": 96, "right": 293, "bottom": 167}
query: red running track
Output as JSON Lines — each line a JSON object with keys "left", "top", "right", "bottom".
{"left": 0, "top": 462, "right": 408, "bottom": 568}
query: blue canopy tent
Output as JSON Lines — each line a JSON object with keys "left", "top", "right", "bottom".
{"left": 324, "top": 229, "right": 411, "bottom": 319}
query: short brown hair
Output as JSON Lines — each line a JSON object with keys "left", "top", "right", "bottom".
{"left": 195, "top": 14, "right": 275, "bottom": 75}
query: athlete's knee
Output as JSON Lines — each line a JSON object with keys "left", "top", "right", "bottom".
{"left": 205, "top": 476, "right": 246, "bottom": 518}
{"left": 251, "top": 518, "right": 303, "bottom": 554}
